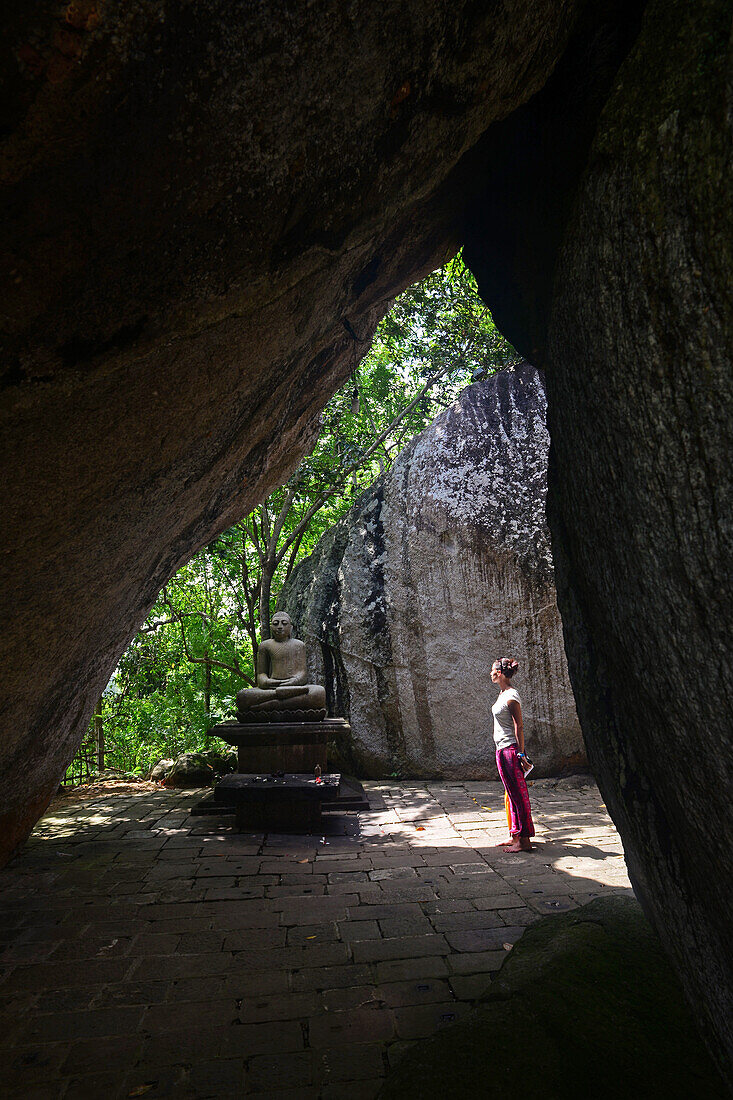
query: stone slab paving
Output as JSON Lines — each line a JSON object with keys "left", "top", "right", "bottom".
{"left": 0, "top": 777, "right": 632, "bottom": 1099}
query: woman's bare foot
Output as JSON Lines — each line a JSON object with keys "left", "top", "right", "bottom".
{"left": 502, "top": 838, "right": 533, "bottom": 853}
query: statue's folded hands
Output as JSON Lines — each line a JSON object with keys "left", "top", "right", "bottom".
{"left": 257, "top": 666, "right": 309, "bottom": 688}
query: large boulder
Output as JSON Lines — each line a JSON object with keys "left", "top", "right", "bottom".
{"left": 379, "top": 897, "right": 725, "bottom": 1099}
{"left": 148, "top": 758, "right": 174, "bottom": 783}
{"left": 546, "top": 1, "right": 733, "bottom": 1063}
{"left": 200, "top": 749, "right": 238, "bottom": 775}
{"left": 464, "top": 0, "right": 733, "bottom": 1072}
{"left": 281, "top": 366, "right": 584, "bottom": 779}
{"left": 160, "top": 752, "right": 214, "bottom": 789}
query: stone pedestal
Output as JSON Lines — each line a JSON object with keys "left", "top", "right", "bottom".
{"left": 214, "top": 772, "right": 341, "bottom": 832}
{"left": 208, "top": 718, "right": 349, "bottom": 774}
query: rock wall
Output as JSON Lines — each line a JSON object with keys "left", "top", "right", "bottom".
{"left": 545, "top": 0, "right": 733, "bottom": 1069}
{"left": 463, "top": 0, "right": 733, "bottom": 1077}
{"left": 282, "top": 366, "right": 584, "bottom": 779}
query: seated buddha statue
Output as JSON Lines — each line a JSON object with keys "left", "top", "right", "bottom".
{"left": 235, "top": 612, "right": 327, "bottom": 721}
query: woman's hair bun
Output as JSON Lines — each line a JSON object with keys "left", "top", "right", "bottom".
{"left": 498, "top": 656, "right": 519, "bottom": 678}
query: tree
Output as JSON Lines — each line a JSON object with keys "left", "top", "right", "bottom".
{"left": 230, "top": 252, "right": 516, "bottom": 639}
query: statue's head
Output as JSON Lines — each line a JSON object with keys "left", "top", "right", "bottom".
{"left": 270, "top": 612, "right": 293, "bottom": 642}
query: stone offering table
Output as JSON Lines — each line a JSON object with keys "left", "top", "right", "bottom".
{"left": 214, "top": 772, "right": 341, "bottom": 831}
{"left": 208, "top": 718, "right": 349, "bottom": 774}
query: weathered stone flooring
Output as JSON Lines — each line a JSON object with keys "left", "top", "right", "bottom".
{"left": 1, "top": 778, "right": 632, "bottom": 1098}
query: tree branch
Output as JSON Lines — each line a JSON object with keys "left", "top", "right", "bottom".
{"left": 161, "top": 595, "right": 253, "bottom": 684}
{"left": 271, "top": 482, "right": 299, "bottom": 546}
{"left": 259, "top": 500, "right": 271, "bottom": 547}
{"left": 283, "top": 525, "right": 309, "bottom": 583}
{"left": 242, "top": 515, "right": 265, "bottom": 566}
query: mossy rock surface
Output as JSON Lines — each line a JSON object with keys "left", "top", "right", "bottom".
{"left": 162, "top": 752, "right": 215, "bottom": 788}
{"left": 379, "top": 897, "right": 725, "bottom": 1100}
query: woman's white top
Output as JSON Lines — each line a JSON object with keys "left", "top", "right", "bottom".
{"left": 491, "top": 687, "right": 521, "bottom": 750}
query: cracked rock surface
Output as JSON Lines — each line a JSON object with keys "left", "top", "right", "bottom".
{"left": 282, "top": 367, "right": 584, "bottom": 779}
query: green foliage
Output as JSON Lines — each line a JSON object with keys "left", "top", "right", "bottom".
{"left": 70, "top": 253, "right": 516, "bottom": 780}
{"left": 250, "top": 253, "right": 514, "bottom": 600}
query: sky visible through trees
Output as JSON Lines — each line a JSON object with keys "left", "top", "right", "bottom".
{"left": 68, "top": 254, "right": 518, "bottom": 781}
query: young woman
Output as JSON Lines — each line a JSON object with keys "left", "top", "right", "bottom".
{"left": 490, "top": 657, "right": 535, "bottom": 852}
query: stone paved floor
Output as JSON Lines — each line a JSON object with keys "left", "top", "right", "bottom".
{"left": 1, "top": 777, "right": 632, "bottom": 1099}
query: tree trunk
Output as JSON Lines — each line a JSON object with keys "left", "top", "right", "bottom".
{"left": 204, "top": 654, "right": 211, "bottom": 720}
{"left": 259, "top": 560, "right": 276, "bottom": 639}
{"left": 93, "top": 696, "right": 104, "bottom": 773}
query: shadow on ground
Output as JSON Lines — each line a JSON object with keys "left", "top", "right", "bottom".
{"left": 0, "top": 777, "right": 658, "bottom": 1098}
{"left": 378, "top": 896, "right": 726, "bottom": 1100}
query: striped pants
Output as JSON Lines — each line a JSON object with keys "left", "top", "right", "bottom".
{"left": 496, "top": 744, "right": 535, "bottom": 837}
